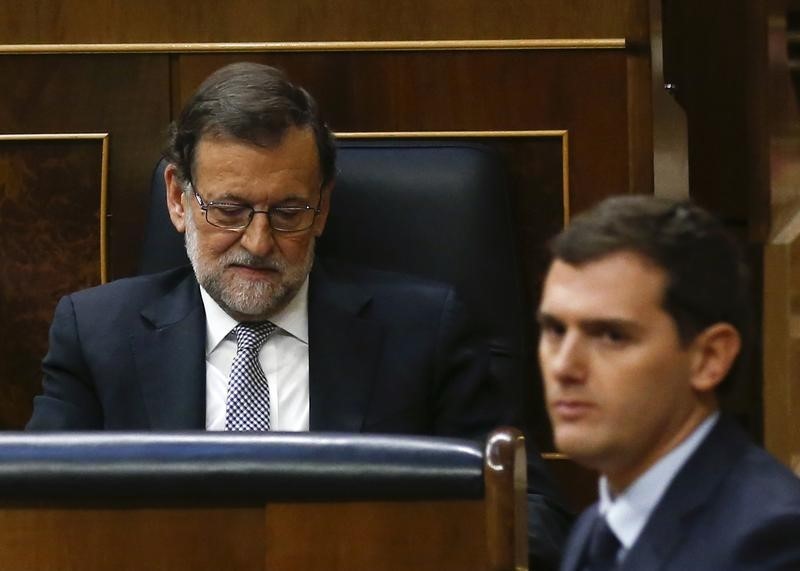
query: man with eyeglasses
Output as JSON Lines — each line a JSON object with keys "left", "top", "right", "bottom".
{"left": 27, "top": 62, "right": 572, "bottom": 570}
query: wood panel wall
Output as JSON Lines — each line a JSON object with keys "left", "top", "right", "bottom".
{"left": 660, "top": 0, "right": 770, "bottom": 235}
{"left": 0, "top": 136, "right": 106, "bottom": 427}
{"left": 1, "top": 0, "right": 648, "bottom": 43}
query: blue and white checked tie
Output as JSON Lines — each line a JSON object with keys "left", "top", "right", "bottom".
{"left": 225, "top": 321, "right": 276, "bottom": 431}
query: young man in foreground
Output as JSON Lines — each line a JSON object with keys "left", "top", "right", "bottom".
{"left": 538, "top": 195, "right": 800, "bottom": 570}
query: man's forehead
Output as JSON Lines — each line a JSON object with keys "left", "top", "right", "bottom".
{"left": 194, "top": 127, "right": 316, "bottom": 159}
{"left": 540, "top": 251, "right": 668, "bottom": 318}
{"left": 192, "top": 128, "right": 321, "bottom": 184}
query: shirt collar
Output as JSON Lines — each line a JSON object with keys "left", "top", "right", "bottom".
{"left": 200, "top": 276, "right": 310, "bottom": 355}
{"left": 598, "top": 412, "right": 719, "bottom": 549}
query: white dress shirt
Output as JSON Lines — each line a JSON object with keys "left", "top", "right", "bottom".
{"left": 200, "top": 278, "right": 310, "bottom": 431}
{"left": 597, "top": 412, "right": 720, "bottom": 563}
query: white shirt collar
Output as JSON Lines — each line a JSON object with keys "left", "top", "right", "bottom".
{"left": 598, "top": 412, "right": 719, "bottom": 550}
{"left": 199, "top": 276, "right": 310, "bottom": 355}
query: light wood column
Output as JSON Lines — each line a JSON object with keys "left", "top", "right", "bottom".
{"left": 763, "top": 242, "right": 800, "bottom": 474}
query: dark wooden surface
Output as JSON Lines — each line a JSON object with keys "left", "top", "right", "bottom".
{"left": 266, "top": 501, "right": 490, "bottom": 570}
{"left": 0, "top": 500, "right": 505, "bottom": 571}
{"left": 0, "top": 0, "right": 648, "bottom": 43}
{"left": 0, "top": 54, "right": 171, "bottom": 279}
{"left": 0, "top": 506, "right": 266, "bottom": 570}
{"left": 0, "top": 139, "right": 103, "bottom": 428}
{"left": 483, "top": 428, "right": 528, "bottom": 570}
{"left": 660, "top": 0, "right": 769, "bottom": 237}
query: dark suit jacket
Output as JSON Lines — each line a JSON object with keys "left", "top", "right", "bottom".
{"left": 560, "top": 417, "right": 800, "bottom": 571}
{"left": 27, "top": 260, "right": 572, "bottom": 570}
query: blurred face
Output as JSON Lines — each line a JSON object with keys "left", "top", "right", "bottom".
{"left": 165, "top": 127, "right": 330, "bottom": 321}
{"left": 537, "top": 251, "right": 712, "bottom": 491}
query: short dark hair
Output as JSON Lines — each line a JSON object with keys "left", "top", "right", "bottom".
{"left": 165, "top": 62, "right": 336, "bottom": 187}
{"left": 549, "top": 195, "right": 751, "bottom": 386}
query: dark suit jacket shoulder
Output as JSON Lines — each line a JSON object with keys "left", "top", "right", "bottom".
{"left": 28, "top": 266, "right": 206, "bottom": 429}
{"left": 306, "top": 259, "right": 504, "bottom": 437}
{"left": 561, "top": 417, "right": 800, "bottom": 571}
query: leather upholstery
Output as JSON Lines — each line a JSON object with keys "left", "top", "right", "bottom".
{"left": 319, "top": 142, "right": 528, "bottom": 394}
{"left": 0, "top": 432, "right": 483, "bottom": 500}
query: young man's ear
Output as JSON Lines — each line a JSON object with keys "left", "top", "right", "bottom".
{"left": 164, "top": 163, "right": 188, "bottom": 234}
{"left": 689, "top": 323, "right": 742, "bottom": 393}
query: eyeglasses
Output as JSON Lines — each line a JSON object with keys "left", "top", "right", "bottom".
{"left": 190, "top": 184, "right": 323, "bottom": 233}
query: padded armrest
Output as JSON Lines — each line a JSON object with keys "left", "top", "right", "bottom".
{"left": 0, "top": 432, "right": 484, "bottom": 501}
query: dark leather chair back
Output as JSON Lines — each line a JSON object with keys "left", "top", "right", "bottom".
{"left": 139, "top": 158, "right": 185, "bottom": 272}
{"left": 139, "top": 141, "right": 529, "bottom": 399}
{"left": 320, "top": 141, "right": 528, "bottom": 401}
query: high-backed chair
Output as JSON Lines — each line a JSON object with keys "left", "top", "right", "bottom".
{"left": 138, "top": 141, "right": 576, "bottom": 567}
{"left": 139, "top": 140, "right": 531, "bottom": 405}
{"left": 0, "top": 428, "right": 528, "bottom": 570}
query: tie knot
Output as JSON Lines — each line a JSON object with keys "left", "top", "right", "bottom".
{"left": 234, "top": 321, "right": 276, "bottom": 351}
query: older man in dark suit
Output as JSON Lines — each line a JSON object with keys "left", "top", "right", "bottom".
{"left": 27, "top": 61, "right": 572, "bottom": 570}
{"left": 538, "top": 195, "right": 800, "bottom": 571}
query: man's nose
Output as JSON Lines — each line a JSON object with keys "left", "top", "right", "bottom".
{"left": 549, "top": 332, "right": 587, "bottom": 383}
{"left": 239, "top": 213, "right": 275, "bottom": 257}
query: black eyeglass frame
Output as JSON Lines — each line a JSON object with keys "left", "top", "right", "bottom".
{"left": 189, "top": 183, "right": 324, "bottom": 233}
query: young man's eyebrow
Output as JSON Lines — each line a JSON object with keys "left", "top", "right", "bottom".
{"left": 579, "top": 318, "right": 643, "bottom": 335}
{"left": 536, "top": 311, "right": 563, "bottom": 326}
{"left": 536, "top": 312, "right": 642, "bottom": 333}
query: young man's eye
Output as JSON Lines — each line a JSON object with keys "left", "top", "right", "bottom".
{"left": 599, "top": 328, "right": 629, "bottom": 344}
{"left": 539, "top": 321, "right": 566, "bottom": 338}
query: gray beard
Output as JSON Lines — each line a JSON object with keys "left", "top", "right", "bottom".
{"left": 184, "top": 214, "right": 314, "bottom": 320}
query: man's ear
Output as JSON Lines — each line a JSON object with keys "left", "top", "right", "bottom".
{"left": 164, "top": 163, "right": 188, "bottom": 234}
{"left": 312, "top": 180, "right": 334, "bottom": 238}
{"left": 688, "top": 323, "right": 742, "bottom": 393}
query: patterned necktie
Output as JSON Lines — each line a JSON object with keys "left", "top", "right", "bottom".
{"left": 584, "top": 515, "right": 621, "bottom": 571}
{"left": 225, "top": 321, "right": 276, "bottom": 431}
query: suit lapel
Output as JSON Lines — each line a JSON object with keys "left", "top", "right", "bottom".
{"left": 620, "top": 418, "right": 747, "bottom": 570}
{"left": 307, "top": 262, "right": 383, "bottom": 431}
{"left": 561, "top": 506, "right": 599, "bottom": 571}
{"left": 132, "top": 270, "right": 207, "bottom": 429}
